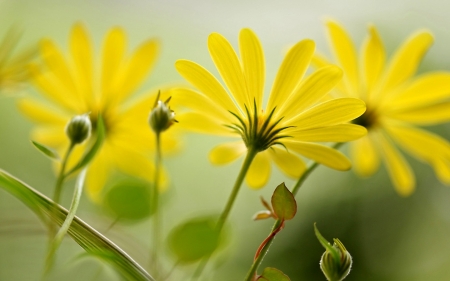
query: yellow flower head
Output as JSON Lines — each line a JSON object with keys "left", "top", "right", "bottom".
{"left": 172, "top": 28, "right": 366, "bottom": 189}
{"left": 18, "top": 23, "right": 180, "bottom": 200}
{"left": 316, "top": 19, "right": 450, "bottom": 196}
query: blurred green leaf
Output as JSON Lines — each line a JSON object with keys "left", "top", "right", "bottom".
{"left": 31, "top": 140, "right": 60, "bottom": 161}
{"left": 0, "top": 169, "right": 154, "bottom": 281}
{"left": 65, "top": 114, "right": 105, "bottom": 177}
{"left": 168, "top": 216, "right": 221, "bottom": 264}
{"left": 271, "top": 183, "right": 297, "bottom": 221}
{"left": 258, "top": 267, "right": 291, "bottom": 281}
{"left": 104, "top": 178, "right": 152, "bottom": 222}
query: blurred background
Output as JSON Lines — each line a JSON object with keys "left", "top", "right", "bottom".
{"left": 1, "top": 0, "right": 450, "bottom": 280}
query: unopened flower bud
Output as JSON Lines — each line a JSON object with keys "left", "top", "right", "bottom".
{"left": 149, "top": 92, "right": 177, "bottom": 134}
{"left": 65, "top": 114, "right": 92, "bottom": 144}
{"left": 315, "top": 224, "right": 352, "bottom": 281}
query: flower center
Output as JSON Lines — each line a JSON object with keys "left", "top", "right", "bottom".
{"left": 226, "top": 101, "right": 293, "bottom": 152}
{"left": 352, "top": 108, "right": 377, "bottom": 129}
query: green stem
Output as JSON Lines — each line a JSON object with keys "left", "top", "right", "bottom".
{"left": 53, "top": 142, "right": 75, "bottom": 204}
{"left": 192, "top": 146, "right": 258, "bottom": 279}
{"left": 244, "top": 143, "right": 343, "bottom": 280}
{"left": 151, "top": 132, "right": 162, "bottom": 278}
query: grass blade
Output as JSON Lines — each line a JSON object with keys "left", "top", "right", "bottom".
{"left": 0, "top": 169, "right": 154, "bottom": 281}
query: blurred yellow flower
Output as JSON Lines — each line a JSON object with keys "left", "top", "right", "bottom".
{"left": 18, "top": 23, "right": 180, "bottom": 200}
{"left": 315, "top": 20, "right": 450, "bottom": 196}
{"left": 172, "top": 28, "right": 366, "bottom": 189}
{"left": 0, "top": 27, "right": 37, "bottom": 93}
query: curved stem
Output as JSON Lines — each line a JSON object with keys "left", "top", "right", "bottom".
{"left": 192, "top": 146, "right": 258, "bottom": 279}
{"left": 53, "top": 142, "right": 75, "bottom": 204}
{"left": 151, "top": 132, "right": 162, "bottom": 278}
{"left": 244, "top": 142, "right": 343, "bottom": 280}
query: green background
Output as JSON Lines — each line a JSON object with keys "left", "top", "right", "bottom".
{"left": 1, "top": 0, "right": 450, "bottom": 280}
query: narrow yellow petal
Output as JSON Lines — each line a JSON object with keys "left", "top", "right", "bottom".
{"left": 208, "top": 32, "right": 249, "bottom": 111}
{"left": 361, "top": 25, "right": 385, "bottom": 101}
{"left": 85, "top": 148, "right": 113, "bottom": 201}
{"left": 350, "top": 135, "right": 380, "bottom": 177}
{"left": 209, "top": 141, "right": 246, "bottom": 165}
{"left": 239, "top": 28, "right": 265, "bottom": 109}
{"left": 325, "top": 20, "right": 359, "bottom": 97}
{"left": 17, "top": 98, "right": 68, "bottom": 125}
{"left": 279, "top": 65, "right": 343, "bottom": 120}
{"left": 176, "top": 112, "right": 235, "bottom": 136}
{"left": 175, "top": 60, "right": 240, "bottom": 114}
{"left": 246, "top": 151, "right": 271, "bottom": 189}
{"left": 290, "top": 124, "right": 367, "bottom": 142}
{"left": 101, "top": 27, "right": 126, "bottom": 100}
{"left": 379, "top": 31, "right": 433, "bottom": 95}
{"left": 376, "top": 132, "right": 415, "bottom": 196}
{"left": 312, "top": 53, "right": 348, "bottom": 96}
{"left": 70, "top": 23, "right": 94, "bottom": 107}
{"left": 386, "top": 102, "right": 450, "bottom": 125}
{"left": 31, "top": 127, "right": 66, "bottom": 147}
{"left": 268, "top": 39, "right": 315, "bottom": 112}
{"left": 385, "top": 72, "right": 450, "bottom": 110}
{"left": 433, "top": 158, "right": 450, "bottom": 185}
{"left": 287, "top": 98, "right": 366, "bottom": 130}
{"left": 268, "top": 147, "right": 305, "bottom": 179}
{"left": 284, "top": 141, "right": 351, "bottom": 171}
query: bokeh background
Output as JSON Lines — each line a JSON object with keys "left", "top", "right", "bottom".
{"left": 1, "top": 0, "right": 450, "bottom": 280}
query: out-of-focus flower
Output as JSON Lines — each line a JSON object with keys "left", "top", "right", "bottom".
{"left": 172, "top": 28, "right": 366, "bottom": 188}
{"left": 18, "top": 23, "right": 180, "bottom": 200}
{"left": 315, "top": 20, "right": 450, "bottom": 196}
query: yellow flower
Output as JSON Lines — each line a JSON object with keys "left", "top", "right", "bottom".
{"left": 315, "top": 20, "right": 450, "bottom": 196}
{"left": 172, "top": 28, "right": 366, "bottom": 188}
{"left": 0, "top": 27, "right": 37, "bottom": 93}
{"left": 18, "top": 23, "right": 180, "bottom": 200}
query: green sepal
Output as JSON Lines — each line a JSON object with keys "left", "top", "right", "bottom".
{"left": 31, "top": 140, "right": 60, "bottom": 161}
{"left": 258, "top": 267, "right": 291, "bottom": 281}
{"left": 271, "top": 183, "right": 297, "bottom": 221}
{"left": 314, "top": 223, "right": 340, "bottom": 262}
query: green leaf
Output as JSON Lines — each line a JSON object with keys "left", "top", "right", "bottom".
{"left": 104, "top": 178, "right": 152, "bottom": 222}
{"left": 31, "top": 140, "right": 60, "bottom": 161}
{"left": 46, "top": 168, "right": 87, "bottom": 273}
{"left": 271, "top": 183, "right": 297, "bottom": 221}
{"left": 65, "top": 114, "right": 106, "bottom": 177}
{"left": 258, "top": 267, "right": 291, "bottom": 281}
{"left": 168, "top": 216, "right": 221, "bottom": 264}
{"left": 0, "top": 169, "right": 153, "bottom": 281}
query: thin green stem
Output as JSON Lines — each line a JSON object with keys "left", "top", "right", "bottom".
{"left": 192, "top": 146, "right": 258, "bottom": 279}
{"left": 53, "top": 142, "right": 75, "bottom": 204}
{"left": 151, "top": 132, "right": 162, "bottom": 278}
{"left": 244, "top": 143, "right": 343, "bottom": 280}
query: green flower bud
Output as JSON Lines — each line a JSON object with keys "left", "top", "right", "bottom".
{"left": 65, "top": 114, "right": 92, "bottom": 144}
{"left": 149, "top": 92, "right": 177, "bottom": 134}
{"left": 315, "top": 224, "right": 352, "bottom": 281}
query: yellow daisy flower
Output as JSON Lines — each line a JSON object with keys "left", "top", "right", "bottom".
{"left": 0, "top": 27, "right": 37, "bottom": 93}
{"left": 17, "top": 23, "right": 179, "bottom": 200}
{"left": 315, "top": 20, "right": 450, "bottom": 196}
{"left": 172, "top": 28, "right": 367, "bottom": 188}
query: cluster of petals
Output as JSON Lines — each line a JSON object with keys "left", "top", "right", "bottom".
{"left": 17, "top": 24, "right": 180, "bottom": 200}
{"left": 172, "top": 28, "right": 367, "bottom": 188}
{"left": 315, "top": 20, "right": 450, "bottom": 196}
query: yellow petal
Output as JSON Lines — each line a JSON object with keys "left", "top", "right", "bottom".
{"left": 284, "top": 141, "right": 351, "bottom": 171}
{"left": 361, "top": 25, "right": 385, "bottom": 101}
{"left": 85, "top": 147, "right": 113, "bottom": 201}
{"left": 312, "top": 53, "right": 348, "bottom": 96}
{"left": 117, "top": 38, "right": 160, "bottom": 102}
{"left": 31, "top": 127, "right": 66, "bottom": 147}
{"left": 376, "top": 132, "right": 415, "bottom": 196}
{"left": 175, "top": 59, "right": 240, "bottom": 114}
{"left": 385, "top": 72, "right": 450, "bottom": 111}
{"left": 246, "top": 151, "right": 271, "bottom": 189}
{"left": 279, "top": 65, "right": 343, "bottom": 120}
{"left": 379, "top": 31, "right": 433, "bottom": 95}
{"left": 17, "top": 98, "right": 68, "bottom": 125}
{"left": 101, "top": 27, "right": 126, "bottom": 100}
{"left": 268, "top": 39, "right": 315, "bottom": 113}
{"left": 386, "top": 102, "right": 450, "bottom": 125}
{"left": 176, "top": 112, "right": 235, "bottom": 136}
{"left": 325, "top": 20, "right": 359, "bottom": 97}
{"left": 208, "top": 32, "right": 249, "bottom": 111}
{"left": 209, "top": 141, "right": 246, "bottom": 165}
{"left": 350, "top": 135, "right": 380, "bottom": 177}
{"left": 433, "top": 158, "right": 450, "bottom": 185}
{"left": 291, "top": 124, "right": 366, "bottom": 142}
{"left": 288, "top": 98, "right": 366, "bottom": 130}
{"left": 268, "top": 147, "right": 305, "bottom": 179}
{"left": 70, "top": 23, "right": 94, "bottom": 107}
